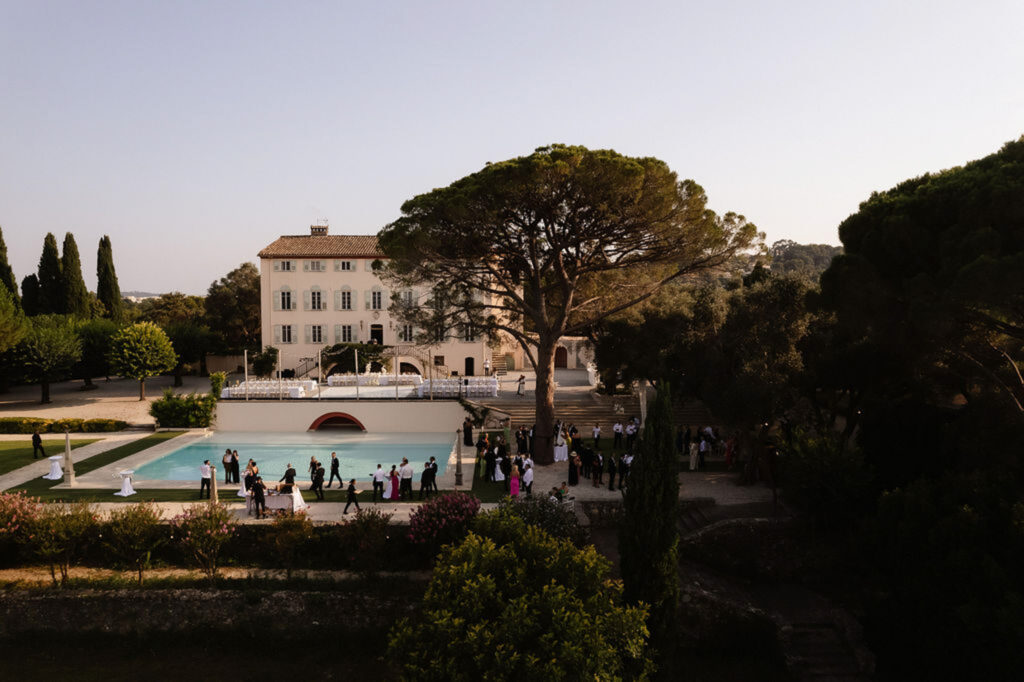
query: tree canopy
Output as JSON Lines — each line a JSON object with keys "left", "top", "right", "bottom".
{"left": 0, "top": 284, "right": 27, "bottom": 353}
{"left": 96, "top": 235, "right": 123, "bottom": 322}
{"left": 0, "top": 226, "right": 19, "bottom": 307}
{"left": 107, "top": 322, "right": 177, "bottom": 400}
{"left": 61, "top": 232, "right": 91, "bottom": 318}
{"left": 204, "top": 262, "right": 261, "bottom": 353}
{"left": 37, "top": 233, "right": 63, "bottom": 315}
{"left": 19, "top": 315, "right": 82, "bottom": 403}
{"left": 378, "top": 144, "right": 759, "bottom": 462}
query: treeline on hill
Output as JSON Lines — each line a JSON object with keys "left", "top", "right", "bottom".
{"left": 0, "top": 229, "right": 261, "bottom": 401}
{"left": 593, "top": 137, "right": 1024, "bottom": 681}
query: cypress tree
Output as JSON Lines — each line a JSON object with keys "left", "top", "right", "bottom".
{"left": 0, "top": 226, "right": 19, "bottom": 307}
{"left": 97, "top": 235, "right": 123, "bottom": 322}
{"left": 21, "top": 275, "right": 40, "bottom": 316}
{"left": 61, "top": 232, "right": 91, "bottom": 318}
{"left": 619, "top": 383, "right": 680, "bottom": 675}
{"left": 37, "top": 232, "right": 64, "bottom": 314}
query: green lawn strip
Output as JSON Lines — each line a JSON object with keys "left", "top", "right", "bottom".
{"left": 8, "top": 431, "right": 185, "bottom": 497}
{"left": 0, "top": 439, "right": 99, "bottom": 477}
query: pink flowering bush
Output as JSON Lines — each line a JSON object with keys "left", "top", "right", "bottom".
{"left": 408, "top": 492, "right": 481, "bottom": 552}
{"left": 170, "top": 502, "right": 236, "bottom": 581}
{"left": 0, "top": 491, "right": 41, "bottom": 566}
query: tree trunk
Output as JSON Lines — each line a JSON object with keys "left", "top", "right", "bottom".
{"left": 174, "top": 364, "right": 183, "bottom": 387}
{"left": 532, "top": 338, "right": 557, "bottom": 465}
{"left": 139, "top": 379, "right": 146, "bottom": 401}
{"left": 41, "top": 380, "right": 51, "bottom": 404}
{"left": 83, "top": 376, "right": 95, "bottom": 389}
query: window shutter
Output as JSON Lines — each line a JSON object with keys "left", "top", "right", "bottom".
{"left": 303, "top": 290, "right": 311, "bottom": 311}
{"left": 273, "top": 325, "right": 282, "bottom": 344}
{"left": 273, "top": 289, "right": 281, "bottom": 311}
{"left": 304, "top": 325, "right": 311, "bottom": 343}
{"left": 334, "top": 260, "right": 340, "bottom": 272}
{"left": 273, "top": 261, "right": 280, "bottom": 272}
{"left": 302, "top": 261, "right": 310, "bottom": 272}
{"left": 334, "top": 324, "right": 342, "bottom": 343}
{"left": 334, "top": 290, "right": 342, "bottom": 310}
{"left": 364, "top": 290, "right": 371, "bottom": 310}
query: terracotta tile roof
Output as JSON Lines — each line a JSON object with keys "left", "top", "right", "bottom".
{"left": 257, "top": 235, "right": 383, "bottom": 259}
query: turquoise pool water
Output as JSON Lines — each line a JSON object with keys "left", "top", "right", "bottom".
{"left": 133, "top": 431, "right": 453, "bottom": 482}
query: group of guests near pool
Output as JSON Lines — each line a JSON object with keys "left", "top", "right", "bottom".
{"left": 369, "top": 458, "right": 439, "bottom": 503}
{"left": 557, "top": 420, "right": 634, "bottom": 491}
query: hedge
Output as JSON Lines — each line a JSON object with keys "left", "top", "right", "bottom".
{"left": 0, "top": 417, "right": 128, "bottom": 434}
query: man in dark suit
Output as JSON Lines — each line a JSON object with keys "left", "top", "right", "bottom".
{"left": 327, "top": 452, "right": 342, "bottom": 488}
{"left": 419, "top": 461, "right": 434, "bottom": 500}
{"left": 343, "top": 479, "right": 361, "bottom": 514}
{"left": 32, "top": 430, "right": 45, "bottom": 459}
{"left": 311, "top": 464, "right": 325, "bottom": 500}
{"left": 280, "top": 463, "right": 296, "bottom": 493}
{"left": 429, "top": 456, "right": 439, "bottom": 492}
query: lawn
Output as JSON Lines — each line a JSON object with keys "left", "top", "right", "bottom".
{"left": 0, "top": 438, "right": 99, "bottom": 477}
{"left": 8, "top": 431, "right": 184, "bottom": 500}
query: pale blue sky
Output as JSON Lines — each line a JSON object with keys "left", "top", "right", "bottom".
{"left": 2, "top": 0, "right": 1022, "bottom": 294}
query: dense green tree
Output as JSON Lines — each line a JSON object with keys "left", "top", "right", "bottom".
{"left": 36, "top": 233, "right": 64, "bottom": 315}
{"left": 250, "top": 346, "right": 279, "bottom": 378}
{"left": 107, "top": 322, "right": 177, "bottom": 400}
{"left": 389, "top": 510, "right": 652, "bottom": 681}
{"left": 20, "top": 275, "right": 40, "bottom": 316}
{"left": 204, "top": 262, "right": 261, "bottom": 352}
{"left": 0, "top": 285, "right": 27, "bottom": 353}
{"left": 19, "top": 315, "right": 82, "bottom": 403}
{"left": 620, "top": 383, "right": 679, "bottom": 674}
{"left": 0, "top": 226, "right": 19, "bottom": 307}
{"left": 136, "top": 292, "right": 205, "bottom": 327}
{"left": 96, "top": 235, "right": 123, "bottom": 322}
{"left": 74, "top": 318, "right": 120, "bottom": 388}
{"left": 322, "top": 342, "right": 391, "bottom": 375}
{"left": 60, "top": 232, "right": 91, "bottom": 318}
{"left": 768, "top": 239, "right": 843, "bottom": 279}
{"left": 378, "top": 144, "right": 759, "bottom": 463}
{"left": 164, "top": 321, "right": 213, "bottom": 386}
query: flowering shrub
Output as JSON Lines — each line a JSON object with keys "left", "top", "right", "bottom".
{"left": 30, "top": 502, "right": 99, "bottom": 587}
{"left": 104, "top": 502, "right": 166, "bottom": 585}
{"left": 342, "top": 507, "right": 393, "bottom": 574}
{"left": 0, "top": 491, "right": 41, "bottom": 566}
{"left": 170, "top": 503, "right": 236, "bottom": 580}
{"left": 407, "top": 492, "right": 481, "bottom": 551}
{"left": 270, "top": 510, "right": 314, "bottom": 578}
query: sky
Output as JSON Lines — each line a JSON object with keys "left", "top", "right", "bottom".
{"left": 2, "top": 0, "right": 1022, "bottom": 295}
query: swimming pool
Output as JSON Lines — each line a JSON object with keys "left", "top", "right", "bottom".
{"left": 133, "top": 431, "right": 454, "bottom": 483}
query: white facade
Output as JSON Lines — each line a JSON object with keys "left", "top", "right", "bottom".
{"left": 259, "top": 227, "right": 507, "bottom": 377}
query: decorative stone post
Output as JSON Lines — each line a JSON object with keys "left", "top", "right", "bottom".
{"left": 63, "top": 430, "right": 76, "bottom": 487}
{"left": 210, "top": 465, "right": 219, "bottom": 504}
{"left": 455, "top": 429, "right": 463, "bottom": 488}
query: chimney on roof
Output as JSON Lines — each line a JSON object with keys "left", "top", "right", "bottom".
{"left": 310, "top": 224, "right": 328, "bottom": 236}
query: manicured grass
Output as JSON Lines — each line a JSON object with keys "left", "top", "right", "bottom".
{"left": 0, "top": 439, "right": 99, "bottom": 476}
{"left": 7, "top": 431, "right": 184, "bottom": 498}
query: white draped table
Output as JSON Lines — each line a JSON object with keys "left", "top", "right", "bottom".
{"left": 43, "top": 455, "right": 64, "bottom": 480}
{"left": 114, "top": 470, "right": 136, "bottom": 497}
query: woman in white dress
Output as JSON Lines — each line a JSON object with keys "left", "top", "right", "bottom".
{"left": 382, "top": 467, "right": 394, "bottom": 499}
{"left": 494, "top": 456, "right": 505, "bottom": 482}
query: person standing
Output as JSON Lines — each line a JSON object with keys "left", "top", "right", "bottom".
{"left": 343, "top": 479, "right": 361, "bottom": 514}
{"left": 592, "top": 423, "right": 601, "bottom": 450}
{"left": 429, "top": 456, "right": 439, "bottom": 492}
{"left": 308, "top": 456, "right": 319, "bottom": 482}
{"left": 31, "top": 430, "right": 46, "bottom": 459}
{"left": 419, "top": 461, "right": 434, "bottom": 500}
{"left": 619, "top": 452, "right": 632, "bottom": 489}
{"left": 516, "top": 374, "right": 526, "bottom": 396}
{"left": 311, "top": 464, "right": 325, "bottom": 500}
{"left": 689, "top": 440, "right": 699, "bottom": 471}
{"left": 251, "top": 476, "right": 267, "bottom": 518}
{"left": 592, "top": 451, "right": 604, "bottom": 487}
{"left": 509, "top": 466, "right": 520, "bottom": 498}
{"left": 568, "top": 453, "right": 580, "bottom": 486}
{"left": 231, "top": 450, "right": 240, "bottom": 484}
{"left": 463, "top": 418, "right": 474, "bottom": 447}
{"left": 522, "top": 464, "right": 534, "bottom": 496}
{"left": 698, "top": 437, "right": 709, "bottom": 471}
{"left": 327, "top": 452, "right": 342, "bottom": 488}
{"left": 222, "top": 449, "right": 233, "bottom": 484}
{"left": 389, "top": 466, "right": 400, "bottom": 501}
{"left": 399, "top": 458, "right": 414, "bottom": 500}
{"left": 613, "top": 421, "right": 623, "bottom": 450}
{"left": 371, "top": 464, "right": 386, "bottom": 501}
{"left": 199, "top": 460, "right": 212, "bottom": 499}
{"left": 280, "top": 463, "right": 297, "bottom": 490}
{"left": 607, "top": 455, "right": 617, "bottom": 492}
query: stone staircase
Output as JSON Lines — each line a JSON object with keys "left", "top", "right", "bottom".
{"left": 781, "top": 622, "right": 874, "bottom": 681}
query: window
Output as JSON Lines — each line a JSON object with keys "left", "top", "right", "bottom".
{"left": 311, "top": 325, "right": 323, "bottom": 343}
{"left": 307, "top": 260, "right": 325, "bottom": 272}
{"left": 463, "top": 325, "right": 477, "bottom": 342}
{"left": 399, "top": 324, "right": 414, "bottom": 342}
{"left": 341, "top": 325, "right": 353, "bottom": 343}
{"left": 340, "top": 290, "right": 352, "bottom": 310}
{"left": 371, "top": 290, "right": 383, "bottom": 310}
{"left": 282, "top": 325, "right": 293, "bottom": 343}
{"left": 280, "top": 290, "right": 292, "bottom": 310}
{"left": 401, "top": 290, "right": 414, "bottom": 306}
{"left": 335, "top": 260, "right": 353, "bottom": 271}
{"left": 311, "top": 290, "right": 322, "bottom": 310}
{"left": 279, "top": 260, "right": 293, "bottom": 272}
{"left": 434, "top": 355, "right": 445, "bottom": 366}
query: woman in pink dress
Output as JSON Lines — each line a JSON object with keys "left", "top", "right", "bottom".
{"left": 389, "top": 466, "right": 400, "bottom": 501}
{"left": 510, "top": 466, "right": 520, "bottom": 498}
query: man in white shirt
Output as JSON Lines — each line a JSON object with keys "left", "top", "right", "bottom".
{"left": 199, "top": 460, "right": 212, "bottom": 499}
{"left": 370, "top": 464, "right": 387, "bottom": 502}
{"left": 613, "top": 421, "right": 623, "bottom": 449}
{"left": 592, "top": 423, "right": 602, "bottom": 449}
{"left": 399, "top": 458, "right": 415, "bottom": 500}
{"left": 522, "top": 464, "right": 534, "bottom": 496}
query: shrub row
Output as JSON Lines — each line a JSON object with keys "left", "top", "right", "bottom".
{"left": 149, "top": 389, "right": 217, "bottom": 428}
{"left": 0, "top": 417, "right": 128, "bottom": 434}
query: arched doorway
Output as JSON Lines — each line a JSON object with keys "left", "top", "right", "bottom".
{"left": 464, "top": 357, "right": 475, "bottom": 376}
{"left": 399, "top": 362, "right": 421, "bottom": 375}
{"left": 308, "top": 412, "right": 367, "bottom": 431}
{"left": 555, "top": 346, "right": 568, "bottom": 368}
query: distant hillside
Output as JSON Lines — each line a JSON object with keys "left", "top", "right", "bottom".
{"left": 122, "top": 290, "right": 162, "bottom": 299}
{"left": 768, "top": 240, "right": 843, "bottom": 279}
